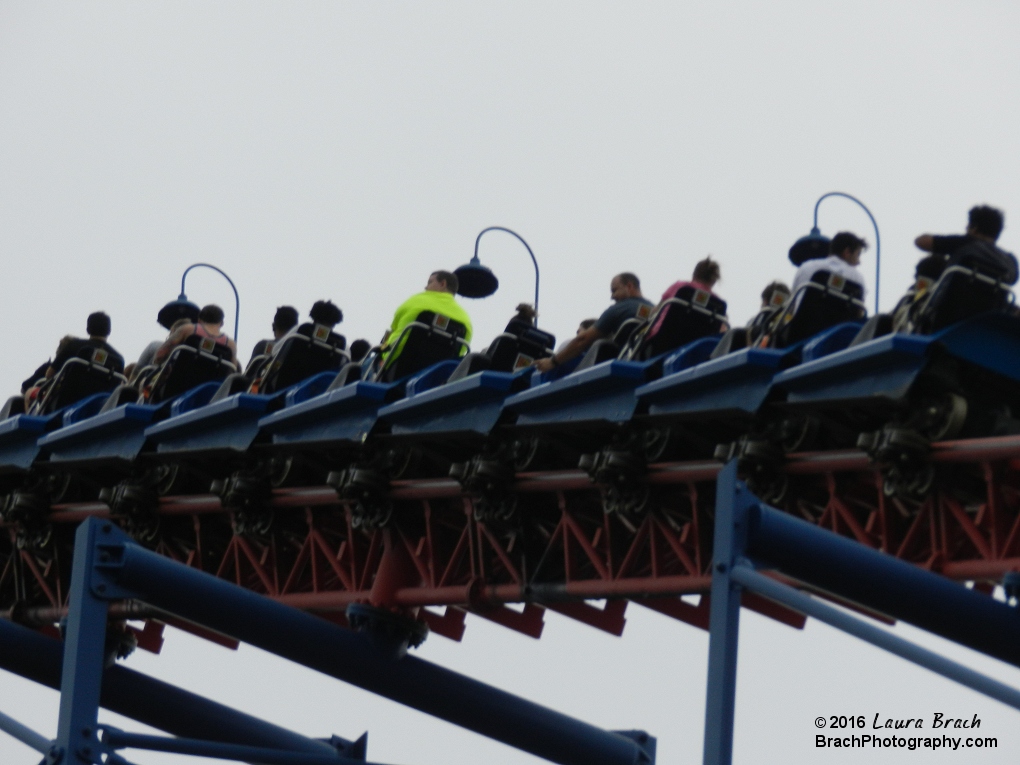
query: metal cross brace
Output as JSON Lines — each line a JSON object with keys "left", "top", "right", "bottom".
{"left": 702, "top": 460, "right": 1020, "bottom": 765}
{"left": 52, "top": 519, "right": 367, "bottom": 765}
{"left": 55, "top": 516, "right": 655, "bottom": 765}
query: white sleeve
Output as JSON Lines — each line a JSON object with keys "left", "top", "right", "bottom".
{"left": 791, "top": 262, "right": 814, "bottom": 291}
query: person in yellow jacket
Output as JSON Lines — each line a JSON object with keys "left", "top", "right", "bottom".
{"left": 380, "top": 270, "right": 473, "bottom": 366}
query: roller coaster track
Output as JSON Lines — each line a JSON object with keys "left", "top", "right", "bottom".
{"left": 4, "top": 433, "right": 1019, "bottom": 649}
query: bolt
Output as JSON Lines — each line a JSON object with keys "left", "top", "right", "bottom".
{"left": 716, "top": 563, "right": 727, "bottom": 573}
{"left": 81, "top": 728, "right": 91, "bottom": 737}
{"left": 95, "top": 584, "right": 106, "bottom": 593}
{"left": 102, "top": 524, "right": 112, "bottom": 533}
{"left": 98, "top": 552, "right": 109, "bottom": 563}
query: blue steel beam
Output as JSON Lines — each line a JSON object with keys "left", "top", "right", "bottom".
{"left": 0, "top": 708, "right": 52, "bottom": 755}
{"left": 101, "top": 728, "right": 374, "bottom": 765}
{"left": 0, "top": 618, "right": 344, "bottom": 757}
{"left": 745, "top": 503, "right": 1020, "bottom": 667}
{"left": 730, "top": 566, "right": 1020, "bottom": 711}
{"left": 84, "top": 519, "right": 652, "bottom": 765}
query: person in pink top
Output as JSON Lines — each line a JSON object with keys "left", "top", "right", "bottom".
{"left": 648, "top": 256, "right": 723, "bottom": 337}
{"left": 153, "top": 304, "right": 239, "bottom": 369}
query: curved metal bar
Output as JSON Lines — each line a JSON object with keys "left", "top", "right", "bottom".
{"left": 813, "top": 192, "right": 881, "bottom": 314}
{"left": 474, "top": 226, "right": 540, "bottom": 321}
{"left": 180, "top": 263, "right": 240, "bottom": 342}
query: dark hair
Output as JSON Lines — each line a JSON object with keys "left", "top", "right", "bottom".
{"left": 86, "top": 311, "right": 111, "bottom": 337}
{"left": 273, "top": 306, "right": 299, "bottom": 333}
{"left": 760, "top": 280, "right": 791, "bottom": 305}
{"left": 969, "top": 205, "right": 1004, "bottom": 240}
{"left": 692, "top": 257, "right": 721, "bottom": 286}
{"left": 309, "top": 300, "right": 343, "bottom": 327}
{"left": 199, "top": 304, "right": 225, "bottom": 324}
{"left": 829, "top": 232, "right": 868, "bottom": 256}
{"left": 349, "top": 339, "right": 371, "bottom": 362}
{"left": 431, "top": 270, "right": 459, "bottom": 294}
{"left": 578, "top": 318, "right": 597, "bottom": 331}
{"left": 616, "top": 272, "right": 640, "bottom": 289}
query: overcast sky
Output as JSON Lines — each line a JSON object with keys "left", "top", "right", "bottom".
{"left": 1, "top": 3, "right": 1019, "bottom": 764}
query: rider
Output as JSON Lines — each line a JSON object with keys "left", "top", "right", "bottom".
{"left": 746, "top": 280, "right": 791, "bottom": 344}
{"left": 22, "top": 312, "right": 125, "bottom": 395}
{"left": 48, "top": 312, "right": 125, "bottom": 377}
{"left": 153, "top": 304, "right": 239, "bottom": 369}
{"left": 534, "top": 273, "right": 652, "bottom": 373}
{"left": 913, "top": 205, "right": 1018, "bottom": 285}
{"left": 349, "top": 339, "right": 371, "bottom": 363}
{"left": 269, "top": 300, "right": 343, "bottom": 358}
{"left": 791, "top": 232, "right": 868, "bottom": 306}
{"left": 249, "top": 305, "right": 299, "bottom": 364}
{"left": 380, "top": 270, "right": 473, "bottom": 366}
{"left": 644, "top": 256, "right": 725, "bottom": 343}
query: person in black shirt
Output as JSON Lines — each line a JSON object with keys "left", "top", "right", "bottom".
{"left": 898, "top": 206, "right": 1018, "bottom": 333}
{"left": 534, "top": 273, "right": 652, "bottom": 373}
{"left": 47, "top": 312, "right": 125, "bottom": 377}
{"left": 914, "top": 205, "right": 1018, "bottom": 285}
{"left": 248, "top": 305, "right": 299, "bottom": 365}
{"left": 22, "top": 312, "right": 125, "bottom": 394}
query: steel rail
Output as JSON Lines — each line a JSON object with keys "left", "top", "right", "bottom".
{"left": 36, "top": 434, "right": 1020, "bottom": 521}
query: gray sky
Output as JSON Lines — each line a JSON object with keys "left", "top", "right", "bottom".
{"left": 1, "top": 2, "right": 1019, "bottom": 763}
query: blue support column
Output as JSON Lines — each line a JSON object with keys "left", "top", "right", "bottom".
{"left": 702, "top": 460, "right": 755, "bottom": 765}
{"left": 55, "top": 520, "right": 118, "bottom": 764}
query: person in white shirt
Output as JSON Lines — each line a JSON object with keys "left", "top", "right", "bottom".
{"left": 792, "top": 231, "right": 868, "bottom": 301}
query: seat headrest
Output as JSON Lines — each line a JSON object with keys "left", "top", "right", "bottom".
{"left": 670, "top": 285, "right": 728, "bottom": 316}
{"left": 412, "top": 311, "right": 468, "bottom": 338}
{"left": 808, "top": 269, "right": 864, "bottom": 299}
{"left": 182, "top": 333, "right": 232, "bottom": 359}
{"left": 72, "top": 343, "right": 117, "bottom": 370}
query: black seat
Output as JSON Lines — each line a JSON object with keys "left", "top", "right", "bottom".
{"left": 208, "top": 373, "right": 251, "bottom": 405}
{"left": 446, "top": 322, "right": 556, "bottom": 384}
{"left": 772, "top": 270, "right": 866, "bottom": 349}
{"left": 32, "top": 345, "right": 126, "bottom": 415}
{"left": 374, "top": 311, "right": 469, "bottom": 383}
{"left": 625, "top": 286, "right": 728, "bottom": 360}
{"left": 709, "top": 327, "right": 749, "bottom": 359}
{"left": 908, "top": 265, "right": 1013, "bottom": 335}
{"left": 1, "top": 395, "right": 25, "bottom": 420}
{"left": 98, "top": 383, "right": 140, "bottom": 414}
{"left": 744, "top": 291, "right": 790, "bottom": 348}
{"left": 255, "top": 324, "right": 348, "bottom": 395}
{"left": 328, "top": 362, "right": 363, "bottom": 390}
{"left": 146, "top": 334, "right": 236, "bottom": 404}
{"left": 575, "top": 317, "right": 649, "bottom": 371}
{"left": 849, "top": 314, "right": 894, "bottom": 347}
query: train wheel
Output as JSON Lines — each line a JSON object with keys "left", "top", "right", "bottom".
{"left": 269, "top": 455, "right": 295, "bottom": 487}
{"left": 918, "top": 393, "right": 968, "bottom": 442}
{"left": 47, "top": 472, "right": 94, "bottom": 504}
{"left": 511, "top": 436, "right": 543, "bottom": 471}
{"left": 779, "top": 415, "right": 820, "bottom": 453}
{"left": 641, "top": 427, "right": 674, "bottom": 462}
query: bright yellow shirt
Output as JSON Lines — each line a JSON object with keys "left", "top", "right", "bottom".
{"left": 383, "top": 290, "right": 473, "bottom": 362}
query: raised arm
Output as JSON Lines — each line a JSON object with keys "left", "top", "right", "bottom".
{"left": 153, "top": 325, "right": 193, "bottom": 366}
{"left": 534, "top": 326, "right": 603, "bottom": 373}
